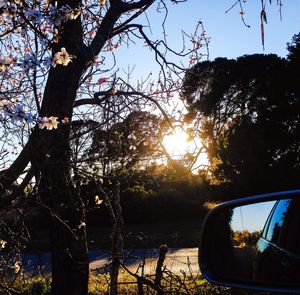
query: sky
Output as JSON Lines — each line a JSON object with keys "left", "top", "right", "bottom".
{"left": 114, "top": 0, "right": 300, "bottom": 81}
{"left": 231, "top": 200, "right": 276, "bottom": 232}
{"left": 106, "top": 0, "right": 300, "bottom": 166}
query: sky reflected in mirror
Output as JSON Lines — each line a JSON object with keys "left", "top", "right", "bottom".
{"left": 231, "top": 201, "right": 276, "bottom": 232}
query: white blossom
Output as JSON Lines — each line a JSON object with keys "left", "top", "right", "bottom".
{"left": 129, "top": 145, "right": 137, "bottom": 150}
{"left": 52, "top": 48, "right": 73, "bottom": 67}
{"left": 0, "top": 56, "right": 14, "bottom": 71}
{"left": 127, "top": 133, "right": 136, "bottom": 140}
{"left": 13, "top": 261, "right": 21, "bottom": 273}
{"left": 48, "top": 5, "right": 80, "bottom": 27}
{"left": 95, "top": 195, "right": 103, "bottom": 206}
{"left": 38, "top": 116, "right": 59, "bottom": 130}
{"left": 78, "top": 222, "right": 86, "bottom": 229}
{"left": 0, "top": 239, "right": 7, "bottom": 249}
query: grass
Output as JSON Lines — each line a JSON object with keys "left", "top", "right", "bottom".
{"left": 8, "top": 277, "right": 52, "bottom": 295}
{"left": 88, "top": 273, "right": 229, "bottom": 295}
{"left": 6, "top": 273, "right": 230, "bottom": 295}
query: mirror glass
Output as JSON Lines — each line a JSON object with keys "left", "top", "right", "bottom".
{"left": 207, "top": 198, "right": 300, "bottom": 287}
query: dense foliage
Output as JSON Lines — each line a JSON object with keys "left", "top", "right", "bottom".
{"left": 182, "top": 33, "right": 300, "bottom": 197}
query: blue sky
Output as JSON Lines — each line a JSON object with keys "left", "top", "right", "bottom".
{"left": 168, "top": 0, "right": 300, "bottom": 59}
{"left": 231, "top": 200, "right": 276, "bottom": 232}
{"left": 114, "top": 0, "right": 300, "bottom": 81}
{"left": 107, "top": 1, "right": 300, "bottom": 166}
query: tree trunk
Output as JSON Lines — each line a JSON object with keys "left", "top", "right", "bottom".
{"left": 38, "top": 125, "right": 88, "bottom": 295}
{"left": 36, "top": 49, "right": 89, "bottom": 294}
{"left": 31, "top": 0, "right": 91, "bottom": 290}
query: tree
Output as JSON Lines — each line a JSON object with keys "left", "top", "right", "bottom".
{"left": 182, "top": 38, "right": 300, "bottom": 196}
{"left": 73, "top": 110, "right": 167, "bottom": 295}
{"left": 87, "top": 111, "right": 164, "bottom": 170}
{"left": 0, "top": 0, "right": 207, "bottom": 294}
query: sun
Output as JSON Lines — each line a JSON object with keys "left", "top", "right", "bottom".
{"left": 162, "top": 128, "right": 190, "bottom": 157}
{"left": 162, "top": 127, "right": 209, "bottom": 168}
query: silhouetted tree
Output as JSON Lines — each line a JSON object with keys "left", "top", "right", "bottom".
{"left": 182, "top": 35, "right": 300, "bottom": 196}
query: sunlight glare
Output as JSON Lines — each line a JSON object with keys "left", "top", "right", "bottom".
{"left": 162, "top": 129, "right": 190, "bottom": 157}
{"left": 162, "top": 128, "right": 209, "bottom": 170}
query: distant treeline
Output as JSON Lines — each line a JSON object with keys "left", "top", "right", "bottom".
{"left": 85, "top": 167, "right": 212, "bottom": 226}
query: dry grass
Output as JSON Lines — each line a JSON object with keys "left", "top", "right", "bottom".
{"left": 3, "top": 273, "right": 230, "bottom": 295}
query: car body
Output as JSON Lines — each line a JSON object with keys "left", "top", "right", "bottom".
{"left": 253, "top": 198, "right": 300, "bottom": 286}
{"left": 199, "top": 190, "right": 300, "bottom": 294}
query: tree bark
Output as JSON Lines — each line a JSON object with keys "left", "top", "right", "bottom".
{"left": 35, "top": 16, "right": 88, "bottom": 293}
{"left": 30, "top": 0, "right": 91, "bottom": 293}
{"left": 37, "top": 59, "right": 89, "bottom": 294}
{"left": 37, "top": 127, "right": 88, "bottom": 295}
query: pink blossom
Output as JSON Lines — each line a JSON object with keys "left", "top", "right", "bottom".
{"left": 97, "top": 77, "right": 108, "bottom": 85}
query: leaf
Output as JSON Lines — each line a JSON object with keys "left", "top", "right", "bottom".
{"left": 260, "top": 8, "right": 267, "bottom": 50}
{"left": 261, "top": 22, "right": 265, "bottom": 51}
{"left": 261, "top": 9, "right": 267, "bottom": 24}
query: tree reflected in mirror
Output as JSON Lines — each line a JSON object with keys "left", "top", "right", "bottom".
{"left": 208, "top": 199, "right": 300, "bottom": 287}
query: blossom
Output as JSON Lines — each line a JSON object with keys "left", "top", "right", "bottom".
{"left": 19, "top": 54, "right": 41, "bottom": 71}
{"left": 48, "top": 5, "right": 65, "bottom": 27}
{"left": 52, "top": 48, "right": 73, "bottom": 67}
{"left": 129, "top": 145, "right": 137, "bottom": 150}
{"left": 14, "top": 262, "right": 21, "bottom": 273}
{"left": 89, "top": 30, "right": 95, "bottom": 38}
{"left": 0, "top": 99, "right": 14, "bottom": 113}
{"left": 14, "top": 103, "right": 33, "bottom": 122}
{"left": 47, "top": 116, "right": 59, "bottom": 129}
{"left": 95, "top": 195, "right": 103, "bottom": 206}
{"left": 38, "top": 116, "right": 59, "bottom": 130}
{"left": 100, "top": 0, "right": 106, "bottom": 7}
{"left": 22, "top": 112, "right": 34, "bottom": 123}
{"left": 0, "top": 56, "right": 14, "bottom": 71}
{"left": 0, "top": 57, "right": 14, "bottom": 65}
{"left": 0, "top": 99, "right": 36, "bottom": 124}
{"left": 48, "top": 5, "right": 80, "bottom": 27}
{"left": 97, "top": 77, "right": 108, "bottom": 85}
{"left": 38, "top": 117, "right": 49, "bottom": 129}
{"left": 24, "top": 9, "right": 43, "bottom": 24}
{"left": 78, "top": 221, "right": 86, "bottom": 229}
{"left": 0, "top": 239, "right": 7, "bottom": 249}
{"left": 66, "top": 8, "right": 81, "bottom": 20}
{"left": 127, "top": 133, "right": 136, "bottom": 140}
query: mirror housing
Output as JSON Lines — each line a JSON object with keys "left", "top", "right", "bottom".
{"left": 199, "top": 190, "right": 300, "bottom": 294}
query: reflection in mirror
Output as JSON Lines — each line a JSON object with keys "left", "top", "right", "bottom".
{"left": 209, "top": 199, "right": 300, "bottom": 287}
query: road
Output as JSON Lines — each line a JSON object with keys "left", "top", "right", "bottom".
{"left": 22, "top": 248, "right": 199, "bottom": 276}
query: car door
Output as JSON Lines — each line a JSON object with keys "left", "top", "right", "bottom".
{"left": 254, "top": 199, "right": 300, "bottom": 285}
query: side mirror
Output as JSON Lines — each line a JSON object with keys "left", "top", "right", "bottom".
{"left": 199, "top": 190, "right": 300, "bottom": 294}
